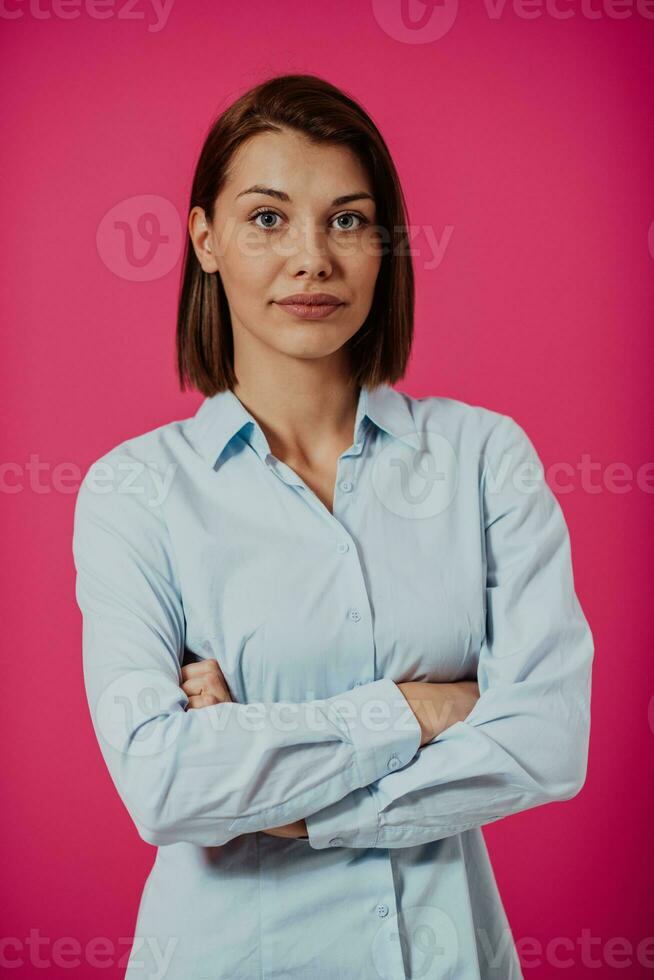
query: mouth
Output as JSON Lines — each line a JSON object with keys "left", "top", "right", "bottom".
{"left": 274, "top": 295, "right": 345, "bottom": 320}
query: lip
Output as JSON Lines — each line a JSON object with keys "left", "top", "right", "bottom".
{"left": 274, "top": 293, "right": 345, "bottom": 321}
{"left": 275, "top": 302, "right": 344, "bottom": 320}
{"left": 276, "top": 293, "right": 344, "bottom": 306}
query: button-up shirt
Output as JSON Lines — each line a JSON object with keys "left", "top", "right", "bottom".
{"left": 72, "top": 382, "right": 593, "bottom": 980}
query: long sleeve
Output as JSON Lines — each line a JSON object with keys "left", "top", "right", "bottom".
{"left": 305, "top": 414, "right": 594, "bottom": 849}
{"left": 72, "top": 454, "right": 422, "bottom": 847}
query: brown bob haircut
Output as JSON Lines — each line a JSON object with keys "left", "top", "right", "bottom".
{"left": 176, "top": 73, "right": 415, "bottom": 396}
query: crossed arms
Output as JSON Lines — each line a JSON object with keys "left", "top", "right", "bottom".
{"left": 73, "top": 415, "right": 593, "bottom": 850}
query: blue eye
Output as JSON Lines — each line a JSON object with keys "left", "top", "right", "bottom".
{"left": 251, "top": 210, "right": 282, "bottom": 231}
{"left": 333, "top": 213, "right": 360, "bottom": 231}
{"left": 248, "top": 210, "right": 368, "bottom": 233}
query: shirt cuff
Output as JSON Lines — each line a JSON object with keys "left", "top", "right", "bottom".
{"left": 305, "top": 785, "right": 380, "bottom": 849}
{"left": 327, "top": 676, "right": 422, "bottom": 787}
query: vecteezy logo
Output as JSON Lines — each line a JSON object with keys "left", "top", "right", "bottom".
{"left": 95, "top": 670, "right": 181, "bottom": 757}
{"left": 371, "top": 0, "right": 459, "bottom": 43}
{"left": 371, "top": 904, "right": 460, "bottom": 979}
{"left": 648, "top": 219, "right": 654, "bottom": 262}
{"left": 96, "top": 194, "right": 183, "bottom": 281}
{"left": 371, "top": 429, "right": 459, "bottom": 519}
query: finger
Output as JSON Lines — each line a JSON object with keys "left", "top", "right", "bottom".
{"left": 181, "top": 677, "right": 232, "bottom": 700}
{"left": 181, "top": 676, "right": 210, "bottom": 696}
{"left": 182, "top": 676, "right": 233, "bottom": 701}
{"left": 181, "top": 660, "right": 216, "bottom": 679}
{"left": 181, "top": 659, "right": 227, "bottom": 681}
{"left": 186, "top": 693, "right": 220, "bottom": 710}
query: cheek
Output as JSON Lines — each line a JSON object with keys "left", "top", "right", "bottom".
{"left": 345, "top": 242, "right": 381, "bottom": 294}
{"left": 221, "top": 225, "right": 279, "bottom": 283}
{"left": 219, "top": 256, "right": 278, "bottom": 325}
{"left": 230, "top": 251, "right": 278, "bottom": 289}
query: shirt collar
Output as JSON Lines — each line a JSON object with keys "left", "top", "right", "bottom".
{"left": 187, "top": 382, "right": 419, "bottom": 469}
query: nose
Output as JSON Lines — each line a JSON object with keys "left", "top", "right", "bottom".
{"left": 283, "top": 218, "right": 333, "bottom": 279}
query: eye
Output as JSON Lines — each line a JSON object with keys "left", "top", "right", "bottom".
{"left": 332, "top": 212, "right": 368, "bottom": 232}
{"left": 248, "top": 209, "right": 369, "bottom": 233}
{"left": 250, "top": 209, "right": 283, "bottom": 231}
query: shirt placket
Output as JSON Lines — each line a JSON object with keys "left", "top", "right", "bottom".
{"left": 258, "top": 430, "right": 410, "bottom": 980}
{"left": 264, "top": 434, "right": 377, "bottom": 689}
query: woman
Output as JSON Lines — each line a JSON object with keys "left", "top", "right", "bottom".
{"left": 73, "top": 74, "right": 594, "bottom": 980}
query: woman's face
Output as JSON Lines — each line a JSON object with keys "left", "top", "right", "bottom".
{"left": 189, "top": 128, "right": 382, "bottom": 368}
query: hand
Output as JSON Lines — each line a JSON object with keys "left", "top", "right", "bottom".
{"left": 398, "top": 680, "right": 480, "bottom": 746}
{"left": 260, "top": 819, "right": 308, "bottom": 839}
{"left": 181, "top": 660, "right": 308, "bottom": 839}
{"left": 181, "top": 657, "right": 233, "bottom": 708}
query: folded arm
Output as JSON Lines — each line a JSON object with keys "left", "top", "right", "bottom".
{"left": 73, "top": 453, "right": 422, "bottom": 848}
{"left": 304, "top": 415, "right": 594, "bottom": 849}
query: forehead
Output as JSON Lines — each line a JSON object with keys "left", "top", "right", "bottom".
{"left": 224, "top": 130, "right": 373, "bottom": 198}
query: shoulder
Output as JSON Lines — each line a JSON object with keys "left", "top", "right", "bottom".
{"left": 399, "top": 389, "right": 534, "bottom": 456}
{"left": 402, "top": 389, "right": 504, "bottom": 429}
{"left": 396, "top": 390, "right": 546, "bottom": 504}
{"left": 73, "top": 414, "right": 194, "bottom": 533}
{"left": 83, "top": 414, "right": 192, "bottom": 474}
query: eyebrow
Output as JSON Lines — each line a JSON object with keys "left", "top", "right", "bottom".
{"left": 235, "top": 185, "right": 375, "bottom": 207}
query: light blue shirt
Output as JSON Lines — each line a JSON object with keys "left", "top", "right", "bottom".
{"left": 72, "top": 382, "right": 593, "bottom": 980}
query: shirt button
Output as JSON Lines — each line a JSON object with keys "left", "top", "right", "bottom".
{"left": 337, "top": 542, "right": 349, "bottom": 554}
{"left": 376, "top": 904, "right": 389, "bottom": 918}
{"left": 265, "top": 453, "right": 275, "bottom": 465}
{"left": 329, "top": 836, "right": 343, "bottom": 847}
{"left": 387, "top": 754, "right": 401, "bottom": 771}
{"left": 348, "top": 608, "right": 361, "bottom": 622}
{"left": 340, "top": 480, "right": 353, "bottom": 493}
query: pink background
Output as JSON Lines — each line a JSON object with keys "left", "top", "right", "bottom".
{"left": 2, "top": 1, "right": 653, "bottom": 977}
